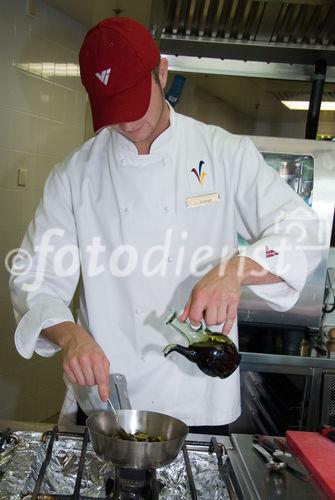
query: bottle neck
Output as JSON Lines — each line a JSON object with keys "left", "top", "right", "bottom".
{"left": 166, "top": 312, "right": 206, "bottom": 344}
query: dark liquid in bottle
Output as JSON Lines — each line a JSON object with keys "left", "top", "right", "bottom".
{"left": 191, "top": 340, "right": 241, "bottom": 378}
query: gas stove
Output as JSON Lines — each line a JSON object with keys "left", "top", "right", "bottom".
{"left": 0, "top": 425, "right": 236, "bottom": 499}
{"left": 0, "top": 422, "right": 324, "bottom": 499}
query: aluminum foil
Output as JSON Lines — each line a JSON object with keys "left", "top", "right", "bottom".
{"left": 0, "top": 432, "right": 230, "bottom": 499}
{"left": 158, "top": 451, "right": 230, "bottom": 500}
{"left": 0, "top": 432, "right": 44, "bottom": 500}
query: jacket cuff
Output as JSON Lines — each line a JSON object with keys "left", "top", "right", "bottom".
{"left": 14, "top": 299, "right": 74, "bottom": 359}
{"left": 246, "top": 281, "right": 300, "bottom": 312}
{"left": 239, "top": 235, "right": 308, "bottom": 311}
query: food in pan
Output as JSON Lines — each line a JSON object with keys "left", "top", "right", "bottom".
{"left": 113, "top": 430, "right": 165, "bottom": 442}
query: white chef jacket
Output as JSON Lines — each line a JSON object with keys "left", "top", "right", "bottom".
{"left": 9, "top": 105, "right": 319, "bottom": 426}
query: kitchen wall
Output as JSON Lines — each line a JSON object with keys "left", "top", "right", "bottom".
{"left": 173, "top": 79, "right": 253, "bottom": 135}
{"left": 252, "top": 116, "right": 335, "bottom": 139}
{"left": 0, "top": 0, "right": 87, "bottom": 421}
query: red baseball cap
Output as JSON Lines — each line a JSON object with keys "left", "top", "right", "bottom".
{"left": 79, "top": 17, "right": 160, "bottom": 133}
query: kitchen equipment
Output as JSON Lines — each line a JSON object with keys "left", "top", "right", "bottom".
{"left": 252, "top": 443, "right": 286, "bottom": 472}
{"left": 86, "top": 409, "right": 188, "bottom": 469}
{"left": 1, "top": 422, "right": 324, "bottom": 499}
{"left": 253, "top": 436, "right": 310, "bottom": 480}
{"left": 238, "top": 138, "right": 335, "bottom": 330}
{"left": 106, "top": 397, "right": 136, "bottom": 441}
{"left": 286, "top": 430, "right": 335, "bottom": 498}
{"left": 164, "top": 311, "right": 241, "bottom": 378}
{"left": 68, "top": 373, "right": 131, "bottom": 416}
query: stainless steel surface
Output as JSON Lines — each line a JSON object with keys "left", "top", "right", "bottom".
{"left": 238, "top": 136, "right": 335, "bottom": 329}
{"left": 272, "top": 450, "right": 310, "bottom": 479}
{"left": 164, "top": 55, "right": 335, "bottom": 82}
{"left": 86, "top": 409, "right": 188, "bottom": 469}
{"left": 228, "top": 434, "right": 326, "bottom": 499}
{"left": 240, "top": 352, "right": 335, "bottom": 431}
{"left": 240, "top": 351, "right": 335, "bottom": 371}
{"left": 153, "top": 0, "right": 335, "bottom": 66}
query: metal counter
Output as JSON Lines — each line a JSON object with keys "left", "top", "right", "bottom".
{"left": 240, "top": 351, "right": 335, "bottom": 373}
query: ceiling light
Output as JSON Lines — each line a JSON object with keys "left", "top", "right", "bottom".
{"left": 281, "top": 100, "right": 335, "bottom": 111}
{"left": 15, "top": 62, "right": 80, "bottom": 77}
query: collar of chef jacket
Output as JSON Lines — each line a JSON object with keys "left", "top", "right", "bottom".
{"left": 111, "top": 101, "right": 175, "bottom": 163}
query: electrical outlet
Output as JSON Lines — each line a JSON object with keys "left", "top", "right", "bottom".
{"left": 17, "top": 168, "right": 28, "bottom": 187}
{"left": 26, "top": 0, "right": 36, "bottom": 16}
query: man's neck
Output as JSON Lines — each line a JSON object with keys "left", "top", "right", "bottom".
{"left": 136, "top": 102, "right": 170, "bottom": 155}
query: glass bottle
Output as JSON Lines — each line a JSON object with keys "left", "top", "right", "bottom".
{"left": 163, "top": 311, "right": 241, "bottom": 378}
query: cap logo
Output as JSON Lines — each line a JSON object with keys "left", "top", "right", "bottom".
{"left": 95, "top": 68, "right": 111, "bottom": 86}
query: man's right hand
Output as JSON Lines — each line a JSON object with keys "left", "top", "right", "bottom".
{"left": 41, "top": 321, "right": 110, "bottom": 401}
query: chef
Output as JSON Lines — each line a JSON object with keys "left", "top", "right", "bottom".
{"left": 10, "top": 17, "right": 319, "bottom": 431}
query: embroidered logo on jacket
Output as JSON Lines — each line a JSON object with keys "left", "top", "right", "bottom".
{"left": 95, "top": 68, "right": 111, "bottom": 86}
{"left": 191, "top": 160, "right": 206, "bottom": 187}
{"left": 265, "top": 246, "right": 279, "bottom": 258}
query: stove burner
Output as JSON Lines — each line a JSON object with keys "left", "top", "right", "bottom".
{"left": 0, "top": 428, "right": 19, "bottom": 452}
{"left": 110, "top": 467, "right": 162, "bottom": 499}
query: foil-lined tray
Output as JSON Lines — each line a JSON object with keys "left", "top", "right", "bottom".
{"left": 0, "top": 432, "right": 230, "bottom": 499}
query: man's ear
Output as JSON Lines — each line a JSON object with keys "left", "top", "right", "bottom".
{"left": 159, "top": 58, "right": 169, "bottom": 90}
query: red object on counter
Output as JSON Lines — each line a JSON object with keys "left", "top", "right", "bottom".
{"left": 319, "top": 426, "right": 335, "bottom": 442}
{"left": 286, "top": 431, "right": 335, "bottom": 499}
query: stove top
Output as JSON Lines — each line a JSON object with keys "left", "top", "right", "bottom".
{"left": 0, "top": 426, "right": 233, "bottom": 499}
{"left": 0, "top": 423, "right": 326, "bottom": 499}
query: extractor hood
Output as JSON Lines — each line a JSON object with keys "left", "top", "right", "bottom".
{"left": 151, "top": 0, "right": 335, "bottom": 66}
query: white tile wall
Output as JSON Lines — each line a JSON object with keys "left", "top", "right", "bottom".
{"left": 0, "top": 0, "right": 87, "bottom": 422}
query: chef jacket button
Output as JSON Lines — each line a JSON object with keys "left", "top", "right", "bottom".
{"left": 168, "top": 256, "right": 174, "bottom": 263}
{"left": 163, "top": 206, "right": 170, "bottom": 213}
{"left": 120, "top": 158, "right": 127, "bottom": 166}
{"left": 123, "top": 207, "right": 130, "bottom": 214}
{"left": 135, "top": 308, "right": 143, "bottom": 315}
{"left": 161, "top": 158, "right": 166, "bottom": 166}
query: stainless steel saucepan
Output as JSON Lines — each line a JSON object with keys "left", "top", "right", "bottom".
{"left": 87, "top": 409, "right": 188, "bottom": 469}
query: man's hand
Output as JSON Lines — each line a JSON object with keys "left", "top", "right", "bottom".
{"left": 179, "top": 258, "right": 242, "bottom": 335}
{"left": 180, "top": 256, "right": 282, "bottom": 335}
{"left": 42, "top": 322, "right": 110, "bottom": 401}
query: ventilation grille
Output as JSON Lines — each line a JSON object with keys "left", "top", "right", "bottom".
{"left": 321, "top": 373, "right": 335, "bottom": 427}
{"left": 163, "top": 0, "right": 335, "bottom": 46}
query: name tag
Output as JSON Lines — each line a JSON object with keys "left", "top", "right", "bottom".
{"left": 185, "top": 192, "right": 220, "bottom": 208}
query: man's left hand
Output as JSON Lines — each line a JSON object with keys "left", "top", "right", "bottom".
{"left": 179, "top": 255, "right": 282, "bottom": 336}
{"left": 179, "top": 257, "right": 243, "bottom": 336}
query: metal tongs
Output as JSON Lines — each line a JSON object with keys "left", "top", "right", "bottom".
{"left": 253, "top": 435, "right": 310, "bottom": 481}
{"left": 252, "top": 443, "right": 286, "bottom": 472}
